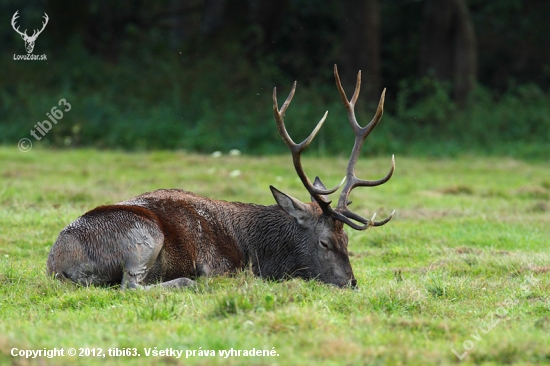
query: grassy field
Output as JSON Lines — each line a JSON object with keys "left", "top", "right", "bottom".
{"left": 0, "top": 147, "right": 549, "bottom": 365}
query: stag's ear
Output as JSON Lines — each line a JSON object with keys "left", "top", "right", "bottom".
{"left": 311, "top": 176, "right": 330, "bottom": 203}
{"left": 270, "top": 186, "right": 310, "bottom": 226}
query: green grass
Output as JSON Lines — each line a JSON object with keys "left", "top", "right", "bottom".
{"left": 1, "top": 147, "right": 549, "bottom": 365}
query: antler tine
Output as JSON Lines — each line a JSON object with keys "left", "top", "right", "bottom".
{"left": 277, "top": 81, "right": 296, "bottom": 119}
{"left": 336, "top": 207, "right": 395, "bottom": 230}
{"left": 333, "top": 65, "right": 395, "bottom": 229}
{"left": 372, "top": 210, "right": 396, "bottom": 227}
{"left": 273, "top": 84, "right": 344, "bottom": 198}
{"left": 334, "top": 64, "right": 362, "bottom": 135}
{"left": 353, "top": 154, "right": 395, "bottom": 187}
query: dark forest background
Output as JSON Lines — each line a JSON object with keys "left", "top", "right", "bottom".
{"left": 1, "top": 0, "right": 549, "bottom": 158}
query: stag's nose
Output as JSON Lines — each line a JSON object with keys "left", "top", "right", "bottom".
{"left": 348, "top": 277, "right": 358, "bottom": 289}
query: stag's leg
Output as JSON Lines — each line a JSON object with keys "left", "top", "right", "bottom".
{"left": 118, "top": 223, "right": 197, "bottom": 289}
{"left": 48, "top": 208, "right": 198, "bottom": 289}
{"left": 121, "top": 253, "right": 197, "bottom": 289}
{"left": 47, "top": 231, "right": 123, "bottom": 287}
{"left": 112, "top": 223, "right": 198, "bottom": 289}
{"left": 48, "top": 210, "right": 164, "bottom": 288}
{"left": 134, "top": 254, "right": 198, "bottom": 289}
{"left": 143, "top": 278, "right": 197, "bottom": 289}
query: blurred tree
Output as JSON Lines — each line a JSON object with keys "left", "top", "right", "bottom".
{"left": 419, "top": 0, "right": 477, "bottom": 105}
{"left": 340, "top": 0, "right": 381, "bottom": 102}
{"left": 47, "top": 0, "right": 91, "bottom": 49}
{"left": 267, "top": 0, "right": 340, "bottom": 81}
{"left": 471, "top": 0, "right": 550, "bottom": 91}
{"left": 249, "top": 0, "right": 289, "bottom": 48}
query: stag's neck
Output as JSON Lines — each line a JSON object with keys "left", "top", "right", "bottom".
{"left": 221, "top": 202, "right": 308, "bottom": 279}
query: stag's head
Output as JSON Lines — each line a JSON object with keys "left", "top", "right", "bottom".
{"left": 270, "top": 183, "right": 356, "bottom": 288}
{"left": 11, "top": 11, "right": 49, "bottom": 54}
{"left": 272, "top": 65, "right": 395, "bottom": 288}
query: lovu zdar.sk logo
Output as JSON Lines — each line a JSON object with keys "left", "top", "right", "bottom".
{"left": 12, "top": 10, "right": 48, "bottom": 60}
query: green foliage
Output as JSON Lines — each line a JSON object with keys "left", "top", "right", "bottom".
{"left": 382, "top": 76, "right": 550, "bottom": 158}
{"left": 3, "top": 44, "right": 549, "bottom": 158}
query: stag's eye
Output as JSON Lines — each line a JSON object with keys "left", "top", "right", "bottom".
{"left": 319, "top": 240, "right": 332, "bottom": 250}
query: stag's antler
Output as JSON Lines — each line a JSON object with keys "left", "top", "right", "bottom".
{"left": 273, "top": 82, "right": 345, "bottom": 200}
{"left": 333, "top": 65, "right": 395, "bottom": 229}
{"left": 273, "top": 65, "right": 395, "bottom": 230}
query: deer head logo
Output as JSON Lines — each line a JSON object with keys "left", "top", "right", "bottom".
{"left": 11, "top": 11, "right": 49, "bottom": 54}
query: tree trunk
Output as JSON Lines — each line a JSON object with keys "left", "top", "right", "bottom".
{"left": 250, "top": 0, "right": 289, "bottom": 47}
{"left": 341, "top": 0, "right": 381, "bottom": 103}
{"left": 420, "top": 0, "right": 477, "bottom": 105}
